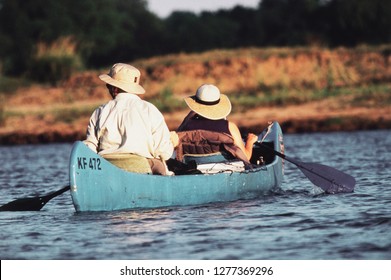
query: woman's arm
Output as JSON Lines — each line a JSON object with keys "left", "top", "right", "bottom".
{"left": 228, "top": 121, "right": 258, "bottom": 160}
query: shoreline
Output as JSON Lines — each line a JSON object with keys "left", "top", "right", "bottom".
{"left": 1, "top": 114, "right": 390, "bottom": 146}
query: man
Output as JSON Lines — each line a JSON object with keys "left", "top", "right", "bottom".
{"left": 84, "top": 63, "right": 177, "bottom": 175}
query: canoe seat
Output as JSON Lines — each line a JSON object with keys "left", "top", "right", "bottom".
{"left": 183, "top": 152, "right": 245, "bottom": 174}
{"left": 182, "top": 152, "right": 233, "bottom": 164}
{"left": 102, "top": 153, "right": 152, "bottom": 174}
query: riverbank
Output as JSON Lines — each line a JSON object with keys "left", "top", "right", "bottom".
{"left": 1, "top": 100, "right": 390, "bottom": 145}
{"left": 1, "top": 46, "right": 390, "bottom": 145}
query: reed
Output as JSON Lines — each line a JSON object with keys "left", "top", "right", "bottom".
{"left": 29, "top": 36, "right": 84, "bottom": 85}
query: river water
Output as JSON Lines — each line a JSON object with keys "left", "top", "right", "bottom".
{"left": 0, "top": 129, "right": 390, "bottom": 260}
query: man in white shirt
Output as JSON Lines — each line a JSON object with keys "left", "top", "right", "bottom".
{"left": 84, "top": 63, "right": 177, "bottom": 175}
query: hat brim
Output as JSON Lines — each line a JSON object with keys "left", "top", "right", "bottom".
{"left": 99, "top": 74, "right": 145, "bottom": 94}
{"left": 184, "top": 94, "right": 232, "bottom": 120}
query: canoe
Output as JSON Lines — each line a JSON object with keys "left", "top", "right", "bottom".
{"left": 69, "top": 121, "right": 284, "bottom": 212}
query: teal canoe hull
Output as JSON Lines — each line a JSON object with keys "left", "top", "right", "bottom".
{"left": 69, "top": 122, "right": 284, "bottom": 212}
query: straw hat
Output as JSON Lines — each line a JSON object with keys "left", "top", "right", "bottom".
{"left": 184, "top": 84, "right": 232, "bottom": 120}
{"left": 99, "top": 63, "right": 145, "bottom": 94}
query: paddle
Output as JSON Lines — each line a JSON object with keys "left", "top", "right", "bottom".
{"left": 0, "top": 185, "right": 70, "bottom": 211}
{"left": 255, "top": 142, "right": 355, "bottom": 194}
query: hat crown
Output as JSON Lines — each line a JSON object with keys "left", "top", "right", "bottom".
{"left": 184, "top": 84, "right": 231, "bottom": 120}
{"left": 109, "top": 63, "right": 141, "bottom": 85}
{"left": 196, "top": 84, "right": 220, "bottom": 103}
{"left": 99, "top": 63, "right": 145, "bottom": 94}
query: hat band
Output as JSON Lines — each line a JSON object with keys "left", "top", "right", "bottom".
{"left": 195, "top": 97, "right": 220, "bottom": 106}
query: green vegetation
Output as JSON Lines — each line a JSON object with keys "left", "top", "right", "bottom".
{"left": 2, "top": 104, "right": 98, "bottom": 125}
{"left": 29, "top": 37, "right": 83, "bottom": 85}
{"left": 350, "top": 84, "right": 391, "bottom": 106}
{"left": 4, "top": 83, "right": 388, "bottom": 124}
{"left": 0, "top": 94, "right": 5, "bottom": 126}
{"left": 149, "top": 87, "right": 186, "bottom": 113}
{"left": 1, "top": 0, "right": 390, "bottom": 85}
{"left": 52, "top": 107, "right": 96, "bottom": 124}
{"left": 229, "top": 83, "right": 391, "bottom": 113}
{"left": 0, "top": 76, "right": 31, "bottom": 94}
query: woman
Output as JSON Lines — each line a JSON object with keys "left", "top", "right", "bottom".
{"left": 176, "top": 84, "right": 258, "bottom": 164}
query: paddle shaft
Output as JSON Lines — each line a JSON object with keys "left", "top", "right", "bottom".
{"left": 257, "top": 142, "right": 314, "bottom": 173}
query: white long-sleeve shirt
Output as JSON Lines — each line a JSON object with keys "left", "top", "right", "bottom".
{"left": 84, "top": 93, "right": 174, "bottom": 160}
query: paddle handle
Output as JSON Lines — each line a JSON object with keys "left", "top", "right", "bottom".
{"left": 256, "top": 142, "right": 288, "bottom": 161}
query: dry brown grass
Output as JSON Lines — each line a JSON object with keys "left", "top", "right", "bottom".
{"left": 1, "top": 46, "right": 390, "bottom": 144}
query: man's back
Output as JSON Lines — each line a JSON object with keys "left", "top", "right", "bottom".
{"left": 85, "top": 93, "right": 173, "bottom": 160}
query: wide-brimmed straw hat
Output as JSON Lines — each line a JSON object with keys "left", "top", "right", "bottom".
{"left": 99, "top": 63, "right": 145, "bottom": 94}
{"left": 184, "top": 84, "right": 232, "bottom": 120}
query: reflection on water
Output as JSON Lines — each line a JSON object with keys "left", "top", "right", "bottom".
{"left": 0, "top": 130, "right": 390, "bottom": 259}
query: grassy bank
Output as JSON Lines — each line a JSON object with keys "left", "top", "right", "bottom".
{"left": 1, "top": 46, "right": 390, "bottom": 144}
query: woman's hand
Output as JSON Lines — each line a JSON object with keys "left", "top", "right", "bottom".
{"left": 170, "top": 131, "right": 179, "bottom": 148}
{"left": 246, "top": 133, "right": 258, "bottom": 146}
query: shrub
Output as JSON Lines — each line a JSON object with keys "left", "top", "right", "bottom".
{"left": 28, "top": 36, "right": 84, "bottom": 85}
{"left": 0, "top": 94, "right": 5, "bottom": 126}
{"left": 0, "top": 76, "right": 31, "bottom": 94}
{"left": 150, "top": 87, "right": 185, "bottom": 112}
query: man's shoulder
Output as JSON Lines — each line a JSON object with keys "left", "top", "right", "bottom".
{"left": 140, "top": 100, "right": 161, "bottom": 114}
{"left": 92, "top": 103, "right": 107, "bottom": 114}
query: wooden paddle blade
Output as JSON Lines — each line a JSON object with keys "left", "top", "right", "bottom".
{"left": 255, "top": 141, "right": 355, "bottom": 194}
{"left": 0, "top": 197, "right": 47, "bottom": 211}
{"left": 0, "top": 186, "right": 70, "bottom": 211}
{"left": 295, "top": 161, "right": 356, "bottom": 194}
